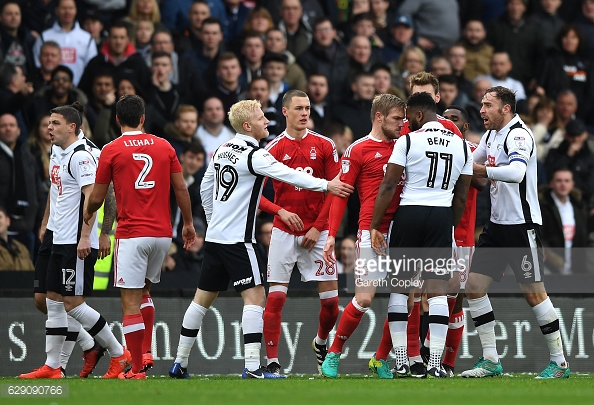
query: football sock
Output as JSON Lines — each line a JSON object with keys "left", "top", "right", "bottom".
{"left": 123, "top": 313, "right": 145, "bottom": 373}
{"left": 468, "top": 295, "right": 498, "bottom": 362}
{"left": 60, "top": 315, "right": 81, "bottom": 370}
{"left": 447, "top": 295, "right": 457, "bottom": 315}
{"left": 375, "top": 317, "right": 392, "bottom": 360}
{"left": 532, "top": 297, "right": 566, "bottom": 366}
{"left": 68, "top": 302, "right": 124, "bottom": 358}
{"left": 407, "top": 298, "right": 422, "bottom": 363}
{"left": 388, "top": 293, "right": 408, "bottom": 366}
{"left": 329, "top": 297, "right": 367, "bottom": 354}
{"left": 141, "top": 294, "right": 155, "bottom": 354}
{"left": 45, "top": 298, "right": 67, "bottom": 369}
{"left": 175, "top": 302, "right": 207, "bottom": 368}
{"left": 76, "top": 324, "right": 95, "bottom": 352}
{"left": 443, "top": 310, "right": 464, "bottom": 368}
{"left": 427, "top": 296, "right": 449, "bottom": 371}
{"left": 317, "top": 290, "right": 339, "bottom": 344}
{"left": 263, "top": 286, "right": 287, "bottom": 365}
{"left": 242, "top": 305, "right": 264, "bottom": 371}
{"left": 420, "top": 312, "right": 430, "bottom": 348}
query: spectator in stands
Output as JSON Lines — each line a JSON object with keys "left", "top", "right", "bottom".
{"left": 370, "top": 0, "right": 393, "bottom": 40}
{"left": 261, "top": 52, "right": 290, "bottom": 112}
{"left": 25, "top": 114, "right": 52, "bottom": 196}
{"left": 85, "top": 71, "right": 116, "bottom": 146}
{"left": 164, "top": 105, "right": 200, "bottom": 157}
{"left": 336, "top": 235, "right": 356, "bottom": 274}
{"left": 81, "top": 9, "right": 107, "bottom": 52}
{"left": 132, "top": 20, "right": 155, "bottom": 58}
{"left": 278, "top": 0, "right": 313, "bottom": 58}
{"left": 323, "top": 119, "right": 353, "bottom": 158}
{"left": 486, "top": 0, "right": 544, "bottom": 90}
{"left": 0, "top": 1, "right": 36, "bottom": 79}
{"left": 459, "top": 19, "right": 493, "bottom": 82}
{"left": 21, "top": 0, "right": 55, "bottom": 38}
{"left": 350, "top": 12, "right": 385, "bottom": 51}
{"left": 0, "top": 62, "right": 33, "bottom": 135}
{"left": 530, "top": 0, "right": 565, "bottom": 52}
{"left": 125, "top": 0, "right": 165, "bottom": 31}
{"left": 264, "top": 28, "right": 307, "bottom": 91}
{"left": 381, "top": 14, "right": 415, "bottom": 65}
{"left": 196, "top": 96, "right": 234, "bottom": 164}
{"left": 298, "top": 17, "right": 350, "bottom": 104}
{"left": 255, "top": 218, "right": 273, "bottom": 260}
{"left": 160, "top": 0, "right": 225, "bottom": 34}
{"left": 222, "top": 0, "right": 250, "bottom": 46}
{"left": 347, "top": 35, "right": 383, "bottom": 79}
{"left": 537, "top": 24, "right": 594, "bottom": 125}
{"left": 556, "top": 89, "right": 578, "bottom": 129}
{"left": 0, "top": 113, "right": 43, "bottom": 257}
{"left": 531, "top": 97, "right": 565, "bottom": 163}
{"left": 144, "top": 29, "right": 179, "bottom": 85}
{"left": 337, "top": 0, "right": 370, "bottom": 39}
{"left": 574, "top": 0, "right": 594, "bottom": 61}
{"left": 306, "top": 73, "right": 330, "bottom": 133}
{"left": 241, "top": 6, "right": 275, "bottom": 39}
{"left": 209, "top": 52, "right": 245, "bottom": 126}
{"left": 446, "top": 44, "right": 473, "bottom": 98}
{"left": 239, "top": 33, "right": 266, "bottom": 88}
{"left": 392, "top": 46, "right": 426, "bottom": 90}
{"left": 330, "top": 71, "right": 374, "bottom": 140}
{"left": 398, "top": 0, "right": 460, "bottom": 58}
{"left": 429, "top": 56, "right": 452, "bottom": 78}
{"left": 32, "top": 0, "right": 97, "bottom": 86}
{"left": 247, "top": 77, "right": 283, "bottom": 144}
{"left": 475, "top": 52, "right": 527, "bottom": 113}
{"left": 173, "top": 0, "right": 211, "bottom": 54}
{"left": 539, "top": 167, "right": 589, "bottom": 274}
{"left": 437, "top": 74, "right": 469, "bottom": 112}
{"left": 372, "top": 63, "right": 406, "bottom": 99}
{"left": 0, "top": 206, "right": 34, "bottom": 270}
{"left": 79, "top": 20, "right": 151, "bottom": 101}
{"left": 466, "top": 77, "right": 492, "bottom": 134}
{"left": 29, "top": 41, "right": 62, "bottom": 92}
{"left": 169, "top": 216, "right": 206, "bottom": 273}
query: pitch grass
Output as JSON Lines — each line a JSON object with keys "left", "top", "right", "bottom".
{"left": 1, "top": 374, "right": 591, "bottom": 405}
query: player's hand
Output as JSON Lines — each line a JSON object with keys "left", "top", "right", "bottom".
{"left": 278, "top": 208, "right": 303, "bottom": 232}
{"left": 300, "top": 227, "right": 320, "bottom": 252}
{"left": 323, "top": 235, "right": 337, "bottom": 266}
{"left": 327, "top": 176, "right": 354, "bottom": 198}
{"left": 98, "top": 233, "right": 111, "bottom": 259}
{"left": 370, "top": 229, "right": 387, "bottom": 256}
{"left": 182, "top": 224, "right": 197, "bottom": 250}
{"left": 38, "top": 223, "right": 47, "bottom": 242}
{"left": 83, "top": 209, "right": 92, "bottom": 226}
{"left": 77, "top": 236, "right": 91, "bottom": 259}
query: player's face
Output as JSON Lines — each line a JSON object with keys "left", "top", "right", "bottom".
{"left": 48, "top": 113, "right": 75, "bottom": 147}
{"left": 249, "top": 107, "right": 269, "bottom": 140}
{"left": 381, "top": 107, "right": 406, "bottom": 139}
{"left": 406, "top": 107, "right": 425, "bottom": 132}
{"left": 480, "top": 92, "right": 506, "bottom": 131}
{"left": 283, "top": 96, "right": 310, "bottom": 131}
{"left": 443, "top": 108, "right": 467, "bottom": 135}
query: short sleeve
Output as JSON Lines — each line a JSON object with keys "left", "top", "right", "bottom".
{"left": 71, "top": 151, "right": 96, "bottom": 187}
{"left": 388, "top": 135, "right": 408, "bottom": 167}
{"left": 169, "top": 144, "right": 182, "bottom": 173}
{"left": 95, "top": 145, "right": 112, "bottom": 184}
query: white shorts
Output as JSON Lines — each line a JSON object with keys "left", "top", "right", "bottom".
{"left": 453, "top": 245, "right": 474, "bottom": 289}
{"left": 267, "top": 228, "right": 337, "bottom": 283}
{"left": 114, "top": 237, "right": 172, "bottom": 289}
{"left": 355, "top": 229, "right": 389, "bottom": 281}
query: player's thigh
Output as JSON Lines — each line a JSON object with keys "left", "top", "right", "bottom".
{"left": 34, "top": 229, "right": 53, "bottom": 294}
{"left": 505, "top": 224, "right": 545, "bottom": 284}
{"left": 145, "top": 237, "right": 173, "bottom": 284}
{"left": 222, "top": 242, "right": 264, "bottom": 292}
{"left": 355, "top": 229, "right": 388, "bottom": 281}
{"left": 296, "top": 230, "right": 337, "bottom": 282}
{"left": 454, "top": 246, "right": 474, "bottom": 290}
{"left": 266, "top": 227, "right": 298, "bottom": 283}
{"left": 51, "top": 244, "right": 97, "bottom": 297}
{"left": 114, "top": 238, "right": 156, "bottom": 289}
{"left": 469, "top": 222, "right": 508, "bottom": 281}
{"left": 198, "top": 242, "right": 231, "bottom": 292}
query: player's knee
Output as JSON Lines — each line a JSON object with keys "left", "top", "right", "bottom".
{"left": 355, "top": 296, "right": 373, "bottom": 308}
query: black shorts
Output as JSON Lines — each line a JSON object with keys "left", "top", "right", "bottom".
{"left": 34, "top": 229, "right": 53, "bottom": 293}
{"left": 389, "top": 205, "right": 453, "bottom": 281}
{"left": 47, "top": 244, "right": 98, "bottom": 296}
{"left": 470, "top": 221, "right": 544, "bottom": 284}
{"left": 198, "top": 242, "right": 264, "bottom": 292}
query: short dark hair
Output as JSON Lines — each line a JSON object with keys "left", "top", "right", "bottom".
{"left": 0, "top": 62, "right": 17, "bottom": 88}
{"left": 0, "top": 205, "right": 7, "bottom": 216}
{"left": 116, "top": 94, "right": 145, "bottom": 127}
{"left": 51, "top": 65, "right": 74, "bottom": 82}
{"left": 151, "top": 50, "right": 172, "bottom": 61}
{"left": 109, "top": 20, "right": 131, "bottom": 37}
{"left": 438, "top": 74, "right": 458, "bottom": 87}
{"left": 444, "top": 104, "right": 469, "bottom": 123}
{"left": 182, "top": 140, "right": 206, "bottom": 156}
{"left": 201, "top": 17, "right": 223, "bottom": 32}
{"left": 485, "top": 86, "right": 517, "bottom": 113}
{"left": 406, "top": 92, "right": 437, "bottom": 114}
{"left": 282, "top": 89, "right": 308, "bottom": 108}
{"left": 51, "top": 101, "right": 85, "bottom": 133}
{"left": 313, "top": 16, "right": 333, "bottom": 29}
{"left": 550, "top": 166, "right": 573, "bottom": 180}
{"left": 351, "top": 12, "right": 375, "bottom": 25}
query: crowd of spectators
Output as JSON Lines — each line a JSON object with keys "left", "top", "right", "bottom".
{"left": 1, "top": 0, "right": 594, "bottom": 276}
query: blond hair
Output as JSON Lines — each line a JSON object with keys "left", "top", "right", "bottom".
{"left": 409, "top": 71, "right": 439, "bottom": 96}
{"left": 370, "top": 94, "right": 406, "bottom": 122}
{"left": 229, "top": 100, "right": 262, "bottom": 133}
{"left": 128, "top": 0, "right": 162, "bottom": 24}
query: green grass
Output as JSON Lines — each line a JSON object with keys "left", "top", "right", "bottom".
{"left": 1, "top": 374, "right": 591, "bottom": 405}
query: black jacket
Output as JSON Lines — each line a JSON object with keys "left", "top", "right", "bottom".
{"left": 545, "top": 140, "right": 594, "bottom": 206}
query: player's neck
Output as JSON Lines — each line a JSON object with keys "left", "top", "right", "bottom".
{"left": 496, "top": 115, "right": 514, "bottom": 132}
{"left": 369, "top": 128, "right": 389, "bottom": 142}
{"left": 286, "top": 127, "right": 306, "bottom": 140}
{"left": 121, "top": 125, "right": 142, "bottom": 133}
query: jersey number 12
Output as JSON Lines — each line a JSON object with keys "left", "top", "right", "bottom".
{"left": 425, "top": 151, "right": 453, "bottom": 189}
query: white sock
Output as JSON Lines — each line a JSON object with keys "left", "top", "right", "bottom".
{"left": 388, "top": 293, "right": 408, "bottom": 366}
{"left": 532, "top": 297, "right": 566, "bottom": 366}
{"left": 68, "top": 302, "right": 123, "bottom": 358}
{"left": 77, "top": 327, "right": 95, "bottom": 352}
{"left": 427, "top": 296, "right": 449, "bottom": 370}
{"left": 468, "top": 295, "right": 498, "bottom": 362}
{"left": 45, "top": 298, "right": 67, "bottom": 369}
{"left": 60, "top": 315, "right": 81, "bottom": 369}
{"left": 175, "top": 302, "right": 207, "bottom": 368}
{"left": 242, "top": 305, "right": 264, "bottom": 371}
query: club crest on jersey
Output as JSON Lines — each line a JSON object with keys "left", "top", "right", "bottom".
{"left": 310, "top": 146, "right": 316, "bottom": 160}
{"left": 342, "top": 160, "right": 350, "bottom": 173}
{"left": 79, "top": 159, "right": 91, "bottom": 172}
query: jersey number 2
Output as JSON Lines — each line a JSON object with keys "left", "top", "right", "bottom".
{"left": 133, "top": 153, "right": 155, "bottom": 189}
{"left": 425, "top": 151, "right": 453, "bottom": 189}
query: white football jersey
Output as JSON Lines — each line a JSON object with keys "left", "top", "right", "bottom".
{"left": 389, "top": 121, "right": 473, "bottom": 207}
{"left": 201, "top": 134, "right": 329, "bottom": 244}
{"left": 49, "top": 139, "right": 99, "bottom": 247}
{"left": 473, "top": 114, "right": 542, "bottom": 225}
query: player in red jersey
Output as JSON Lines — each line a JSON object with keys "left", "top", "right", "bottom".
{"left": 319, "top": 94, "right": 407, "bottom": 379}
{"left": 259, "top": 90, "right": 343, "bottom": 375}
{"left": 85, "top": 95, "right": 196, "bottom": 379}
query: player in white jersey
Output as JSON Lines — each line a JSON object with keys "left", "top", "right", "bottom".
{"left": 370, "top": 92, "right": 472, "bottom": 378}
{"left": 460, "top": 86, "right": 570, "bottom": 379}
{"left": 169, "top": 100, "right": 353, "bottom": 379}
{"left": 20, "top": 103, "right": 131, "bottom": 379}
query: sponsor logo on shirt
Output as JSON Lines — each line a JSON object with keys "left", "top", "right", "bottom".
{"left": 61, "top": 47, "right": 77, "bottom": 64}
{"left": 342, "top": 160, "right": 350, "bottom": 173}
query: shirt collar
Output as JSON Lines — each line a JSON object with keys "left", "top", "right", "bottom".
{"left": 122, "top": 131, "right": 144, "bottom": 136}
{"left": 235, "top": 133, "right": 259, "bottom": 147}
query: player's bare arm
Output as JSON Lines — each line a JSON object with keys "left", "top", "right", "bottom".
{"left": 471, "top": 175, "right": 489, "bottom": 191}
{"left": 39, "top": 192, "right": 51, "bottom": 242}
{"left": 78, "top": 184, "right": 97, "bottom": 259}
{"left": 472, "top": 162, "right": 488, "bottom": 178}
{"left": 370, "top": 163, "right": 405, "bottom": 254}
{"left": 171, "top": 171, "right": 197, "bottom": 250}
{"left": 98, "top": 182, "right": 116, "bottom": 259}
{"left": 452, "top": 174, "right": 472, "bottom": 227}
{"left": 84, "top": 182, "right": 109, "bottom": 225}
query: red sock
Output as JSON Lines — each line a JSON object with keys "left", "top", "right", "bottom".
{"left": 329, "top": 300, "right": 365, "bottom": 354}
{"left": 123, "top": 313, "right": 144, "bottom": 373}
{"left": 407, "top": 300, "right": 421, "bottom": 358}
{"left": 263, "top": 290, "right": 286, "bottom": 361}
{"left": 140, "top": 294, "right": 154, "bottom": 354}
{"left": 317, "top": 294, "right": 339, "bottom": 340}
{"left": 375, "top": 317, "right": 392, "bottom": 360}
{"left": 443, "top": 310, "right": 464, "bottom": 368}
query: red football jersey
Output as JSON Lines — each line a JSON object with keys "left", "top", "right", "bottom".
{"left": 265, "top": 130, "right": 340, "bottom": 236}
{"left": 329, "top": 135, "right": 403, "bottom": 236}
{"left": 401, "top": 115, "right": 464, "bottom": 138}
{"left": 454, "top": 141, "right": 479, "bottom": 246}
{"left": 95, "top": 132, "right": 182, "bottom": 239}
